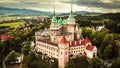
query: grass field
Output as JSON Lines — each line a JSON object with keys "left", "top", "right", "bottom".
{"left": 0, "top": 15, "right": 33, "bottom": 19}
{"left": 0, "top": 22, "right": 25, "bottom": 28}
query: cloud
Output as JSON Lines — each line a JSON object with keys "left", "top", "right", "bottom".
{"left": 61, "top": 0, "right": 120, "bottom": 9}
{"left": 0, "top": 0, "right": 119, "bottom": 13}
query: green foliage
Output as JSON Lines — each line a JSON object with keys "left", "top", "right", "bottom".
{"left": 24, "top": 52, "right": 58, "bottom": 68}
{"left": 97, "top": 48, "right": 102, "bottom": 58}
{"left": 105, "top": 21, "right": 120, "bottom": 33}
{"left": 82, "top": 27, "right": 92, "bottom": 38}
{"left": 21, "top": 44, "right": 31, "bottom": 56}
{"left": 65, "top": 60, "right": 75, "bottom": 68}
{"left": 103, "top": 45, "right": 112, "bottom": 59}
{"left": 66, "top": 56, "right": 90, "bottom": 68}
{"left": 6, "top": 51, "right": 18, "bottom": 63}
{"left": 90, "top": 57, "right": 103, "bottom": 68}
{"left": 111, "top": 59, "right": 120, "bottom": 68}
{"left": 0, "top": 22, "right": 25, "bottom": 28}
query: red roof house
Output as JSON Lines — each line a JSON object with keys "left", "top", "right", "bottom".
{"left": 1, "top": 34, "right": 12, "bottom": 41}
{"left": 86, "top": 45, "right": 95, "bottom": 51}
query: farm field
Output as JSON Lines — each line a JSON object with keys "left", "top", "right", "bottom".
{"left": 0, "top": 15, "right": 33, "bottom": 19}
{"left": 0, "top": 22, "right": 25, "bottom": 28}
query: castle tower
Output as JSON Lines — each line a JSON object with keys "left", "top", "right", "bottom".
{"left": 58, "top": 36, "right": 69, "bottom": 68}
{"left": 50, "top": 4, "right": 59, "bottom": 43}
{"left": 67, "top": 4, "right": 75, "bottom": 40}
{"left": 75, "top": 25, "right": 82, "bottom": 40}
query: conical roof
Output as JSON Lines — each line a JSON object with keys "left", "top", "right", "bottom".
{"left": 68, "top": 13, "right": 75, "bottom": 20}
{"left": 52, "top": 16, "right": 57, "bottom": 23}
{"left": 68, "top": 4, "right": 75, "bottom": 20}
{"left": 60, "top": 36, "right": 67, "bottom": 44}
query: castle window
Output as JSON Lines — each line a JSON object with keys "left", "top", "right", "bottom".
{"left": 66, "top": 52, "right": 67, "bottom": 55}
{"left": 61, "top": 52, "right": 62, "bottom": 55}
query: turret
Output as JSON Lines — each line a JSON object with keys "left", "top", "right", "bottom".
{"left": 75, "top": 25, "right": 82, "bottom": 40}
{"left": 67, "top": 4, "right": 75, "bottom": 25}
{"left": 51, "top": 4, "right": 57, "bottom": 23}
{"left": 58, "top": 36, "right": 69, "bottom": 68}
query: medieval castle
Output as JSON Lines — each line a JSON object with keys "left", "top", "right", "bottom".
{"left": 35, "top": 5, "right": 97, "bottom": 68}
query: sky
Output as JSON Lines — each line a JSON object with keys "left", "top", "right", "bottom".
{"left": 0, "top": 0, "right": 120, "bottom": 13}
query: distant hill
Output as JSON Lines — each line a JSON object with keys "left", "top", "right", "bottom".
{"left": 0, "top": 7, "right": 52, "bottom": 16}
{"left": 0, "top": 7, "right": 103, "bottom": 16}
{"left": 59, "top": 11, "right": 103, "bottom": 16}
{"left": 74, "top": 11, "right": 103, "bottom": 14}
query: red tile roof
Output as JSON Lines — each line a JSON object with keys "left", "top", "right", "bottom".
{"left": 60, "top": 36, "right": 67, "bottom": 44}
{"left": 69, "top": 37, "right": 91, "bottom": 47}
{"left": 69, "top": 40, "right": 86, "bottom": 47}
{"left": 84, "top": 37, "right": 91, "bottom": 43}
{"left": 86, "top": 45, "right": 94, "bottom": 51}
{"left": 81, "top": 40, "right": 86, "bottom": 45}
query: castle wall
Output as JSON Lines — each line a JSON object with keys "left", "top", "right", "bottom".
{"left": 36, "top": 41, "right": 58, "bottom": 58}
{"left": 69, "top": 46, "right": 86, "bottom": 56}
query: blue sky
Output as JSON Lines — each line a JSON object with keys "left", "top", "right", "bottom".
{"left": 0, "top": 0, "right": 120, "bottom": 13}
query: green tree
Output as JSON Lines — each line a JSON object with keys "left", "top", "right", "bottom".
{"left": 24, "top": 55, "right": 32, "bottom": 68}
{"left": 103, "top": 45, "right": 112, "bottom": 59}
{"left": 97, "top": 48, "right": 103, "bottom": 58}
{"left": 21, "top": 44, "right": 31, "bottom": 56}
{"left": 6, "top": 51, "right": 17, "bottom": 63}
{"left": 82, "top": 27, "right": 92, "bottom": 38}
{"left": 65, "top": 60, "right": 75, "bottom": 68}
{"left": 90, "top": 57, "right": 103, "bottom": 68}
{"left": 111, "top": 59, "right": 120, "bottom": 68}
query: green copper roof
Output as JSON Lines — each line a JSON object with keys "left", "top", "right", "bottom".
{"left": 52, "top": 16, "right": 57, "bottom": 23}
{"left": 62, "top": 20, "right": 67, "bottom": 24}
{"left": 78, "top": 28, "right": 82, "bottom": 32}
{"left": 68, "top": 13, "right": 75, "bottom": 20}
{"left": 58, "top": 17, "right": 63, "bottom": 24}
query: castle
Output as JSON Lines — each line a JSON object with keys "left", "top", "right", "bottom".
{"left": 35, "top": 5, "right": 97, "bottom": 68}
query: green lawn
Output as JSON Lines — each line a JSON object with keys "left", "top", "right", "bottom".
{"left": 0, "top": 22, "right": 25, "bottom": 28}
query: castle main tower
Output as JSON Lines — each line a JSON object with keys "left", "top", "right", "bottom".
{"left": 58, "top": 36, "right": 69, "bottom": 68}
{"left": 67, "top": 5, "right": 75, "bottom": 41}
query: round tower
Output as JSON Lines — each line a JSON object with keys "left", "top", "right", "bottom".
{"left": 58, "top": 36, "right": 69, "bottom": 68}
{"left": 75, "top": 25, "right": 82, "bottom": 40}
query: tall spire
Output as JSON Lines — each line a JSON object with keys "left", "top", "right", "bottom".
{"left": 53, "top": 3, "right": 55, "bottom": 15}
{"left": 71, "top": 4, "right": 73, "bottom": 13}
{"left": 52, "top": 3, "right": 57, "bottom": 23}
{"left": 68, "top": 4, "right": 75, "bottom": 20}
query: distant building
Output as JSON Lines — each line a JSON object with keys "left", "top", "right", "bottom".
{"left": 35, "top": 5, "right": 97, "bottom": 68}
{"left": 96, "top": 25, "right": 105, "bottom": 31}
